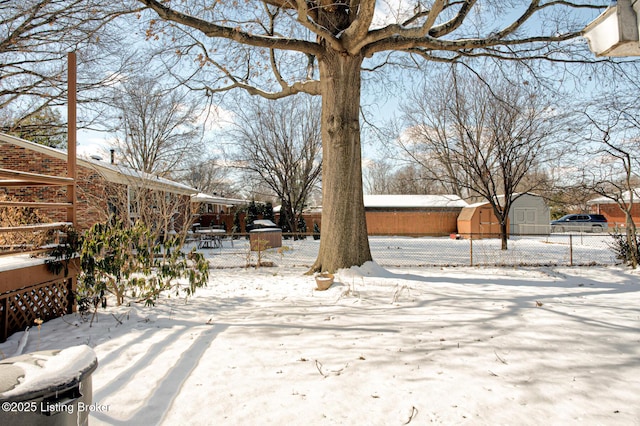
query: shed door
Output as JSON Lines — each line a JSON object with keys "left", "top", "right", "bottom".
{"left": 514, "top": 208, "right": 537, "bottom": 234}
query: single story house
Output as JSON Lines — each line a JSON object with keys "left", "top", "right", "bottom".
{"left": 363, "top": 194, "right": 468, "bottom": 235}
{"left": 0, "top": 132, "right": 203, "bottom": 343}
{"left": 191, "top": 193, "right": 248, "bottom": 230}
{"left": 282, "top": 195, "right": 466, "bottom": 236}
{"left": 0, "top": 132, "right": 198, "bottom": 231}
{"left": 587, "top": 190, "right": 640, "bottom": 228}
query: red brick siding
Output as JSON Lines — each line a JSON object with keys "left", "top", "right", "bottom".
{"left": 589, "top": 203, "right": 640, "bottom": 229}
{"left": 365, "top": 209, "right": 461, "bottom": 235}
{"left": 3, "top": 143, "right": 123, "bottom": 230}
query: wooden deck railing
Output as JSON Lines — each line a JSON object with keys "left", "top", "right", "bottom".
{"left": 0, "top": 133, "right": 78, "bottom": 341}
{"left": 0, "top": 168, "right": 75, "bottom": 256}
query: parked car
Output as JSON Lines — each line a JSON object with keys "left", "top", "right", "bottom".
{"left": 550, "top": 214, "right": 608, "bottom": 233}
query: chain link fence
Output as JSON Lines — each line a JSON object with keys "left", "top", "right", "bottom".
{"left": 189, "top": 232, "right": 620, "bottom": 269}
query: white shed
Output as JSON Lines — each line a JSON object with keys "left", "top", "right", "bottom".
{"left": 507, "top": 193, "right": 550, "bottom": 235}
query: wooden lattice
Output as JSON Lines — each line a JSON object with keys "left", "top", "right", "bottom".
{"left": 0, "top": 278, "right": 74, "bottom": 342}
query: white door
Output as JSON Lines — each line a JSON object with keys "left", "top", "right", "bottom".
{"left": 514, "top": 208, "right": 537, "bottom": 234}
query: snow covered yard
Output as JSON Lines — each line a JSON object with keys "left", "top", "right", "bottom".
{"left": 197, "top": 234, "right": 616, "bottom": 268}
{"left": 1, "top": 264, "right": 639, "bottom": 425}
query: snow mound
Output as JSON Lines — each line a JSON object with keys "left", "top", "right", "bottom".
{"left": 340, "top": 261, "right": 394, "bottom": 278}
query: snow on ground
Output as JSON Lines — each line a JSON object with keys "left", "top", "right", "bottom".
{"left": 197, "top": 234, "right": 615, "bottom": 269}
{"left": 1, "top": 262, "right": 639, "bottom": 425}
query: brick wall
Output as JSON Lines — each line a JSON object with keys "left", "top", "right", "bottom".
{"left": 297, "top": 209, "right": 459, "bottom": 236}
{"left": 591, "top": 203, "right": 640, "bottom": 228}
{"left": 366, "top": 209, "right": 461, "bottom": 235}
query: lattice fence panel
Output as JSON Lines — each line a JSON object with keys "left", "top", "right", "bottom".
{"left": 1, "top": 279, "right": 73, "bottom": 342}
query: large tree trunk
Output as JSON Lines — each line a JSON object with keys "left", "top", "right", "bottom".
{"left": 310, "top": 51, "right": 372, "bottom": 273}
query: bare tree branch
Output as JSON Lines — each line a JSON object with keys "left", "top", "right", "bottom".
{"left": 226, "top": 95, "right": 322, "bottom": 234}
{"left": 398, "top": 65, "right": 565, "bottom": 248}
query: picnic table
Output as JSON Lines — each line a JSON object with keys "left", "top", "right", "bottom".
{"left": 196, "top": 228, "right": 226, "bottom": 249}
